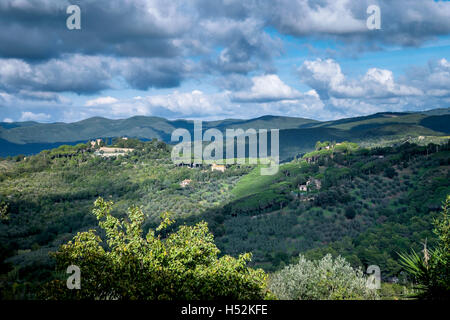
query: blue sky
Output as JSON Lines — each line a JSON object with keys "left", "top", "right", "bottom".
{"left": 0, "top": 0, "right": 449, "bottom": 123}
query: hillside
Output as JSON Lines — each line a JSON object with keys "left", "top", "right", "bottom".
{"left": 192, "top": 141, "right": 450, "bottom": 277}
{"left": 0, "top": 137, "right": 449, "bottom": 298}
{"left": 0, "top": 115, "right": 317, "bottom": 145}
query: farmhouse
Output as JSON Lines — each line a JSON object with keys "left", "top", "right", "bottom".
{"left": 180, "top": 179, "right": 192, "bottom": 188}
{"left": 298, "top": 178, "right": 322, "bottom": 192}
{"left": 211, "top": 163, "right": 226, "bottom": 173}
{"left": 309, "top": 178, "right": 322, "bottom": 190}
{"left": 299, "top": 184, "right": 308, "bottom": 192}
{"left": 95, "top": 147, "right": 134, "bottom": 157}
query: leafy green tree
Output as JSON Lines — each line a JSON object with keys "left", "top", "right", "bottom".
{"left": 398, "top": 195, "right": 450, "bottom": 300}
{"left": 42, "top": 198, "right": 271, "bottom": 300}
{"left": 434, "top": 195, "right": 450, "bottom": 255}
{"left": 315, "top": 141, "right": 331, "bottom": 151}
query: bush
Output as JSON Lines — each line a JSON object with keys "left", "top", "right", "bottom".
{"left": 41, "top": 198, "right": 271, "bottom": 300}
{"left": 268, "top": 254, "right": 379, "bottom": 300}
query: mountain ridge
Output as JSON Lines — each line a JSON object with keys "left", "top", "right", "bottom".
{"left": 1, "top": 108, "right": 449, "bottom": 158}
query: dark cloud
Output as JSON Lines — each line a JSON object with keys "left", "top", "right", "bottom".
{"left": 1, "top": 0, "right": 450, "bottom": 62}
{"left": 213, "top": 73, "right": 253, "bottom": 91}
{"left": 0, "top": 55, "right": 112, "bottom": 94}
{"left": 0, "top": 0, "right": 282, "bottom": 92}
{"left": 115, "top": 58, "right": 188, "bottom": 90}
{"left": 0, "top": 0, "right": 449, "bottom": 122}
{"left": 262, "top": 0, "right": 450, "bottom": 48}
{"left": 0, "top": 0, "right": 187, "bottom": 60}
{"left": 0, "top": 55, "right": 189, "bottom": 94}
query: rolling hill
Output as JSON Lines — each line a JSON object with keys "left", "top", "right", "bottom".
{"left": 1, "top": 133, "right": 448, "bottom": 299}
{"left": 1, "top": 109, "right": 449, "bottom": 159}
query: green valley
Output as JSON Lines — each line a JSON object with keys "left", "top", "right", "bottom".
{"left": 0, "top": 121, "right": 449, "bottom": 299}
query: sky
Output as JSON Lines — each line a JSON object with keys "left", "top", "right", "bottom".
{"left": 0, "top": 0, "right": 450, "bottom": 123}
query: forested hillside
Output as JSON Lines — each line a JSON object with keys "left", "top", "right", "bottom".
{"left": 0, "top": 137, "right": 449, "bottom": 298}
{"left": 192, "top": 141, "right": 450, "bottom": 279}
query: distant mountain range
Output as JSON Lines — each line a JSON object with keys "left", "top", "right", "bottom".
{"left": 1, "top": 108, "right": 449, "bottom": 159}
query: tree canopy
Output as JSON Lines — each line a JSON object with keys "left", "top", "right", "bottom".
{"left": 42, "top": 198, "right": 272, "bottom": 300}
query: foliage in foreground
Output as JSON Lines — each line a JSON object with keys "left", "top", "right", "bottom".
{"left": 268, "top": 254, "right": 379, "bottom": 300}
{"left": 42, "top": 198, "right": 271, "bottom": 300}
{"left": 398, "top": 195, "right": 450, "bottom": 300}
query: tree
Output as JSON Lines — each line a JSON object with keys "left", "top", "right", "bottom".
{"left": 345, "top": 206, "right": 356, "bottom": 220}
{"left": 315, "top": 141, "right": 331, "bottom": 151}
{"left": 0, "top": 201, "right": 8, "bottom": 221}
{"left": 398, "top": 195, "right": 450, "bottom": 300}
{"left": 384, "top": 167, "right": 397, "bottom": 179}
{"left": 268, "top": 254, "right": 379, "bottom": 300}
{"left": 42, "top": 198, "right": 271, "bottom": 300}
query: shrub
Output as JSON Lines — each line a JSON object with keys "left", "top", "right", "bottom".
{"left": 268, "top": 254, "right": 379, "bottom": 300}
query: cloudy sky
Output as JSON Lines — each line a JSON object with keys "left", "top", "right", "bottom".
{"left": 0, "top": 0, "right": 450, "bottom": 123}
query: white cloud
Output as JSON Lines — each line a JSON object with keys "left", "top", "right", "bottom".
{"left": 0, "top": 91, "right": 13, "bottom": 102}
{"left": 85, "top": 96, "right": 119, "bottom": 107}
{"left": 232, "top": 74, "right": 302, "bottom": 102}
{"left": 142, "top": 90, "right": 223, "bottom": 116}
{"left": 2, "top": 53, "right": 449, "bottom": 123}
{"left": 299, "top": 58, "right": 422, "bottom": 99}
{"left": 82, "top": 90, "right": 230, "bottom": 119}
{"left": 404, "top": 58, "right": 450, "bottom": 98}
{"left": 76, "top": 86, "right": 326, "bottom": 120}
{"left": 20, "top": 111, "right": 51, "bottom": 122}
{"left": 270, "top": 0, "right": 367, "bottom": 35}
{"left": 362, "top": 68, "right": 422, "bottom": 97}
{"left": 2, "top": 118, "right": 13, "bottom": 123}
{"left": 293, "top": 57, "right": 450, "bottom": 119}
{"left": 298, "top": 59, "right": 358, "bottom": 98}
